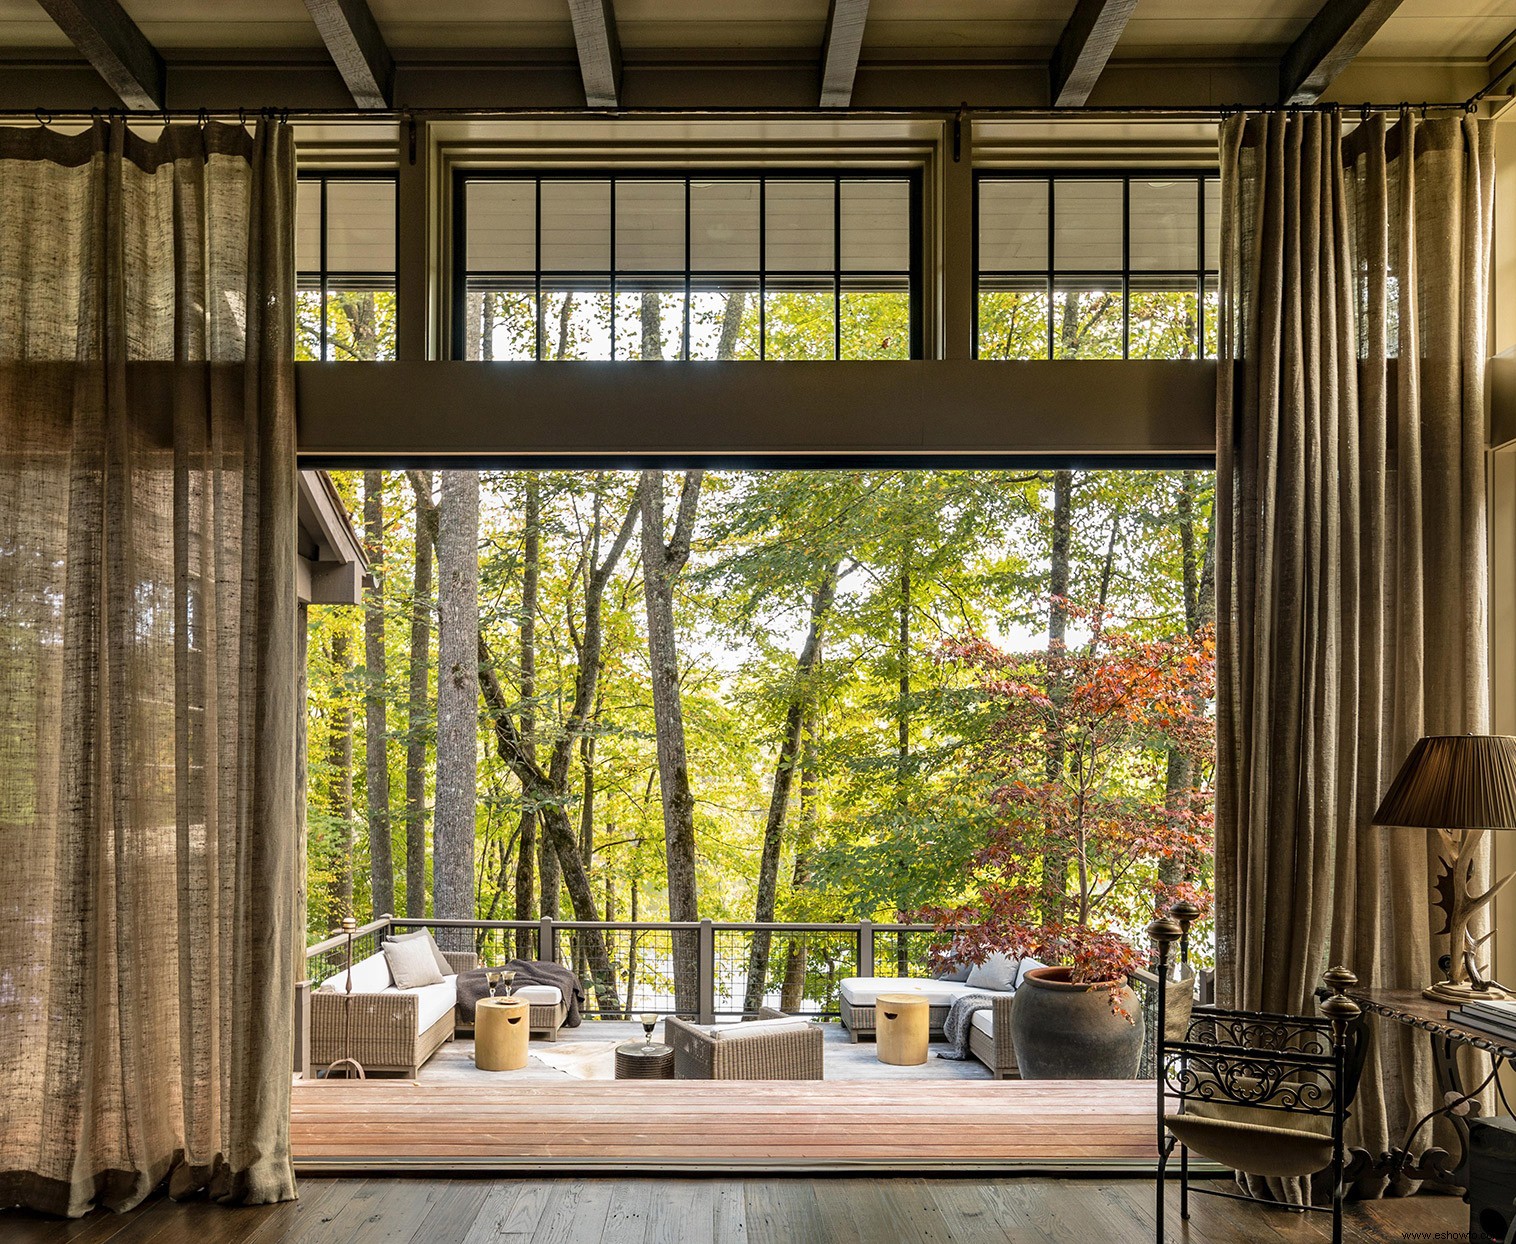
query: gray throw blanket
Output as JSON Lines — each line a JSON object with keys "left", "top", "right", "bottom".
{"left": 456, "top": 959, "right": 584, "bottom": 1028}
{"left": 937, "top": 992, "right": 1005, "bottom": 1060}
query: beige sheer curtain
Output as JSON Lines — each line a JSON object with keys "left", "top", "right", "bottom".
{"left": 0, "top": 119, "right": 298, "bottom": 1217}
{"left": 1215, "top": 110, "right": 1493, "bottom": 1185}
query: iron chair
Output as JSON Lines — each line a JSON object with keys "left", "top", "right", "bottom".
{"left": 1149, "top": 917, "right": 1369, "bottom": 1244}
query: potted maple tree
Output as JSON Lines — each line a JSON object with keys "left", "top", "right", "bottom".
{"left": 917, "top": 603, "right": 1214, "bottom": 1079}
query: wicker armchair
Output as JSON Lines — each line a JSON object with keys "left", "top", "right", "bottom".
{"left": 665, "top": 1008, "right": 825, "bottom": 1080}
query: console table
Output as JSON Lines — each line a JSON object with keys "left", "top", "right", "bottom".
{"left": 1349, "top": 988, "right": 1514, "bottom": 1193}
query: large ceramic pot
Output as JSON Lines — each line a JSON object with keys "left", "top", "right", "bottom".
{"left": 1009, "top": 965, "right": 1144, "bottom": 1079}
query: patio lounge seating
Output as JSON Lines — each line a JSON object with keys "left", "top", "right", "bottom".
{"left": 665, "top": 1008, "right": 825, "bottom": 1080}
{"left": 450, "top": 952, "right": 573, "bottom": 1042}
{"left": 310, "top": 948, "right": 464, "bottom": 1078}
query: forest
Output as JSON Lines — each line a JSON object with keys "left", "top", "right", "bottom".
{"left": 298, "top": 286, "right": 1216, "bottom": 1014}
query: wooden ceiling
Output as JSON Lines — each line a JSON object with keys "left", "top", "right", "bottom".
{"left": 2, "top": 0, "right": 1513, "bottom": 114}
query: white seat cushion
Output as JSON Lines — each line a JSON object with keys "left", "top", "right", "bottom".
{"left": 318, "top": 950, "right": 393, "bottom": 995}
{"left": 839, "top": 977, "right": 978, "bottom": 1008}
{"left": 410, "top": 977, "right": 459, "bottom": 1033}
{"left": 706, "top": 1017, "right": 814, "bottom": 1041}
{"left": 970, "top": 1008, "right": 995, "bottom": 1038}
{"left": 511, "top": 984, "right": 562, "bottom": 1007}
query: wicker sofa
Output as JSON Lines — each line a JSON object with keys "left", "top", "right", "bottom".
{"left": 310, "top": 947, "right": 474, "bottom": 1078}
{"left": 839, "top": 972, "right": 1026, "bottom": 1080}
{"left": 664, "top": 1008, "right": 825, "bottom": 1080}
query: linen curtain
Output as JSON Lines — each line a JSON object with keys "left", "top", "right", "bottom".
{"left": 0, "top": 119, "right": 298, "bottom": 1216}
{"left": 1215, "top": 109, "right": 1493, "bottom": 1187}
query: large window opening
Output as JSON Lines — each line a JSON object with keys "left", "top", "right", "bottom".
{"left": 302, "top": 466, "right": 1215, "bottom": 1079}
{"left": 296, "top": 172, "right": 397, "bottom": 361}
{"left": 455, "top": 172, "right": 921, "bottom": 361}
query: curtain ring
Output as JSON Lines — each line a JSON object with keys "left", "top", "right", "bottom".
{"left": 238, "top": 107, "right": 247, "bottom": 128}
{"left": 34, "top": 107, "right": 50, "bottom": 128}
{"left": 197, "top": 107, "right": 208, "bottom": 131}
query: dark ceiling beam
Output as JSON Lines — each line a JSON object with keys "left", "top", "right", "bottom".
{"left": 301, "top": 0, "right": 394, "bottom": 109}
{"left": 1279, "top": 0, "right": 1404, "bottom": 104}
{"left": 820, "top": 0, "right": 870, "bottom": 108}
{"left": 1050, "top": 0, "right": 1138, "bottom": 108}
{"left": 567, "top": 0, "right": 622, "bottom": 109}
{"left": 34, "top": 0, "right": 164, "bottom": 110}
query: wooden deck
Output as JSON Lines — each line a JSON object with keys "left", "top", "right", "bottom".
{"left": 0, "top": 1175, "right": 1467, "bottom": 1243}
{"left": 291, "top": 1078, "right": 1157, "bottom": 1172}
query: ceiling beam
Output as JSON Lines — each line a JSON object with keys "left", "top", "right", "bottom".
{"left": 1050, "top": 0, "right": 1138, "bottom": 108}
{"left": 820, "top": 0, "right": 870, "bottom": 108}
{"left": 567, "top": 0, "right": 622, "bottom": 109}
{"left": 301, "top": 0, "right": 394, "bottom": 109}
{"left": 1279, "top": 0, "right": 1404, "bottom": 104}
{"left": 34, "top": 0, "right": 164, "bottom": 110}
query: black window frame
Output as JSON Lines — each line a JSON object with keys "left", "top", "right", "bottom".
{"left": 296, "top": 169, "right": 400, "bottom": 361}
{"left": 452, "top": 167, "right": 924, "bottom": 362}
{"left": 973, "top": 169, "right": 1220, "bottom": 361}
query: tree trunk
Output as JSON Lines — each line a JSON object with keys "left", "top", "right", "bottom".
{"left": 433, "top": 470, "right": 480, "bottom": 952}
{"left": 639, "top": 469, "right": 704, "bottom": 1015}
{"left": 480, "top": 640, "right": 622, "bottom": 1013}
{"left": 1042, "top": 467, "right": 1074, "bottom": 925}
{"left": 744, "top": 565, "right": 839, "bottom": 1016}
{"left": 330, "top": 629, "right": 356, "bottom": 916}
{"left": 517, "top": 473, "right": 550, "bottom": 933}
{"left": 404, "top": 471, "right": 437, "bottom": 918}
{"left": 779, "top": 718, "right": 821, "bottom": 1013}
{"left": 363, "top": 471, "right": 394, "bottom": 919}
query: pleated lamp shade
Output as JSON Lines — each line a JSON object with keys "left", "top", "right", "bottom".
{"left": 1372, "top": 735, "right": 1516, "bottom": 829}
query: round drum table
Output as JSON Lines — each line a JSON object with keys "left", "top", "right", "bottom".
{"left": 615, "top": 1041, "right": 674, "bottom": 1079}
{"left": 875, "top": 992, "right": 929, "bottom": 1066}
{"left": 475, "top": 996, "right": 531, "bottom": 1071}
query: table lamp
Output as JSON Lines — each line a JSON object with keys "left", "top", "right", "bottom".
{"left": 1372, "top": 735, "right": 1516, "bottom": 1003}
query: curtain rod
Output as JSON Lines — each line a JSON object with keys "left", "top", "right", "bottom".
{"left": 0, "top": 101, "right": 1479, "bottom": 126}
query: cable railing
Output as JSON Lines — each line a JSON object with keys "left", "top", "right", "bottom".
{"left": 303, "top": 915, "right": 943, "bottom": 1025}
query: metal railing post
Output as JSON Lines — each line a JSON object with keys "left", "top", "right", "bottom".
{"left": 540, "top": 915, "right": 556, "bottom": 964}
{"left": 698, "top": 919, "right": 715, "bottom": 1024}
{"left": 858, "top": 920, "right": 875, "bottom": 979}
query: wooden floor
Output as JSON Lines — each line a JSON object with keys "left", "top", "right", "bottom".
{"left": 0, "top": 1176, "right": 1467, "bottom": 1243}
{"left": 290, "top": 1078, "right": 1155, "bottom": 1171}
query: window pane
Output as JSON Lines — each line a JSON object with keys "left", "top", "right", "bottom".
{"left": 1203, "top": 275, "right": 1219, "bottom": 358}
{"left": 1053, "top": 180, "right": 1122, "bottom": 271}
{"left": 764, "top": 285, "right": 835, "bottom": 359}
{"left": 616, "top": 181, "right": 685, "bottom": 273}
{"left": 296, "top": 290, "right": 322, "bottom": 359}
{"left": 1051, "top": 283, "right": 1123, "bottom": 358}
{"left": 1128, "top": 285, "right": 1198, "bottom": 359}
{"left": 467, "top": 180, "right": 536, "bottom": 273}
{"left": 841, "top": 290, "right": 910, "bottom": 359}
{"left": 541, "top": 180, "right": 610, "bottom": 272}
{"left": 766, "top": 181, "right": 834, "bottom": 274}
{"left": 614, "top": 287, "right": 686, "bottom": 359}
{"left": 296, "top": 180, "right": 321, "bottom": 280}
{"left": 840, "top": 180, "right": 909, "bottom": 273}
{"left": 690, "top": 180, "right": 760, "bottom": 273}
{"left": 688, "top": 286, "right": 760, "bottom": 359}
{"left": 978, "top": 179, "right": 1048, "bottom": 272}
{"left": 324, "top": 288, "right": 396, "bottom": 361}
{"left": 1204, "top": 177, "right": 1220, "bottom": 271}
{"left": 1130, "top": 178, "right": 1198, "bottom": 272}
{"left": 463, "top": 286, "right": 537, "bottom": 360}
{"left": 325, "top": 180, "right": 394, "bottom": 277}
{"left": 540, "top": 284, "right": 612, "bottom": 360}
{"left": 977, "top": 287, "right": 1050, "bottom": 360}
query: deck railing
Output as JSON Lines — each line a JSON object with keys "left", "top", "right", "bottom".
{"left": 302, "top": 915, "right": 944, "bottom": 1026}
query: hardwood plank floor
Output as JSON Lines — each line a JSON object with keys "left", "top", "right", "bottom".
{"left": 0, "top": 1176, "right": 1468, "bottom": 1244}
{"left": 289, "top": 1079, "right": 1158, "bottom": 1171}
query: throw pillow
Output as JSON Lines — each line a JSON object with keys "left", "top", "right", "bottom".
{"left": 934, "top": 961, "right": 972, "bottom": 983}
{"left": 388, "top": 928, "right": 453, "bottom": 976}
{"left": 966, "top": 951, "right": 1021, "bottom": 993}
{"left": 383, "top": 934, "right": 445, "bottom": 989}
{"left": 1014, "top": 956, "right": 1047, "bottom": 989}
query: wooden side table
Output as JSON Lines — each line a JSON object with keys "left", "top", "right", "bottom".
{"left": 615, "top": 1041, "right": 674, "bottom": 1079}
{"left": 876, "top": 992, "right": 929, "bottom": 1066}
{"left": 476, "top": 996, "right": 531, "bottom": 1071}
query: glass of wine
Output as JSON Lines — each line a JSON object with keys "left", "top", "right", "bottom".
{"left": 639, "top": 1012, "right": 659, "bottom": 1049}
